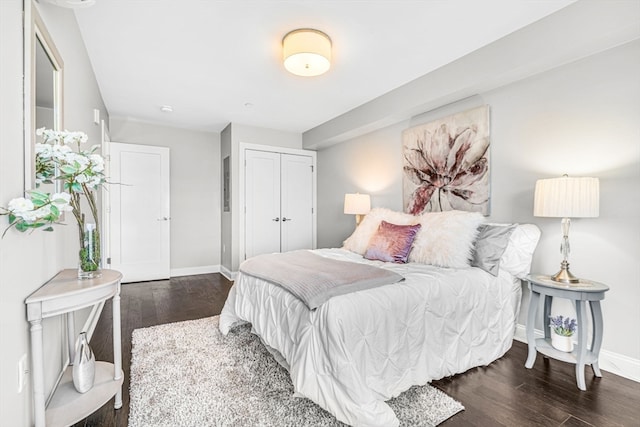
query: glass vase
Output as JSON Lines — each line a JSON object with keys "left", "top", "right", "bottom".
{"left": 78, "top": 222, "right": 102, "bottom": 279}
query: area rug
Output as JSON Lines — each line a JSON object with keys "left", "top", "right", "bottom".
{"left": 128, "top": 316, "right": 464, "bottom": 427}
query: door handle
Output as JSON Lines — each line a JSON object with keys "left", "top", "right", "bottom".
{"left": 272, "top": 217, "right": 280, "bottom": 222}
{"left": 282, "top": 217, "right": 292, "bottom": 222}
{"left": 157, "top": 217, "right": 170, "bottom": 221}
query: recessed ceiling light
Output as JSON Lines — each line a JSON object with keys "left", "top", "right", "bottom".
{"left": 160, "top": 105, "right": 173, "bottom": 113}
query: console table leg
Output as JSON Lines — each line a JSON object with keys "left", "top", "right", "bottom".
{"left": 30, "top": 319, "right": 45, "bottom": 427}
{"left": 575, "top": 300, "right": 588, "bottom": 391}
{"left": 525, "top": 290, "right": 540, "bottom": 369}
{"left": 113, "top": 288, "right": 123, "bottom": 409}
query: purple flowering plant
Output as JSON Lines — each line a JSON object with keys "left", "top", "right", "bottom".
{"left": 549, "top": 315, "right": 577, "bottom": 337}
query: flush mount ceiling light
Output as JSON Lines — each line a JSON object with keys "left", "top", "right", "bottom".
{"left": 282, "top": 29, "right": 331, "bottom": 77}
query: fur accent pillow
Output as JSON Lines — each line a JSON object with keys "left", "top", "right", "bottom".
{"left": 343, "top": 208, "right": 418, "bottom": 255}
{"left": 408, "top": 210, "right": 484, "bottom": 268}
{"left": 364, "top": 221, "right": 422, "bottom": 263}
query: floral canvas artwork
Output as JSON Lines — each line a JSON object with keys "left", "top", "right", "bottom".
{"left": 402, "top": 105, "right": 490, "bottom": 215}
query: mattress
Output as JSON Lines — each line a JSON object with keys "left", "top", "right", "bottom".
{"left": 219, "top": 248, "right": 522, "bottom": 427}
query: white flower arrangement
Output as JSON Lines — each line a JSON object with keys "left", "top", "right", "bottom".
{"left": 1, "top": 128, "right": 105, "bottom": 246}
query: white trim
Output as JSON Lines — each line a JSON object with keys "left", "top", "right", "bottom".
{"left": 514, "top": 323, "right": 640, "bottom": 383}
{"left": 170, "top": 265, "right": 220, "bottom": 278}
{"left": 220, "top": 265, "right": 238, "bottom": 281}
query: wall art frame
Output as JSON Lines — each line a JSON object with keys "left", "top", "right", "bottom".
{"left": 402, "top": 105, "right": 490, "bottom": 215}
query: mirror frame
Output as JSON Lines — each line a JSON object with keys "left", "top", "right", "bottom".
{"left": 24, "top": 1, "right": 64, "bottom": 192}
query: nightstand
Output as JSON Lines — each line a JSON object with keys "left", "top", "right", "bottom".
{"left": 524, "top": 274, "right": 609, "bottom": 391}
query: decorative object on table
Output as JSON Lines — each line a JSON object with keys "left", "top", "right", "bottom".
{"left": 0, "top": 128, "right": 105, "bottom": 278}
{"left": 72, "top": 331, "right": 96, "bottom": 393}
{"left": 79, "top": 223, "right": 101, "bottom": 279}
{"left": 344, "top": 193, "right": 371, "bottom": 226}
{"left": 402, "top": 105, "right": 490, "bottom": 215}
{"left": 533, "top": 175, "right": 599, "bottom": 283}
{"left": 549, "top": 315, "right": 577, "bottom": 352}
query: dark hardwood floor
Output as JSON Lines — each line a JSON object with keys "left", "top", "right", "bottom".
{"left": 75, "top": 274, "right": 639, "bottom": 426}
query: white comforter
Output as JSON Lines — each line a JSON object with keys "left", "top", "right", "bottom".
{"left": 219, "top": 248, "right": 522, "bottom": 427}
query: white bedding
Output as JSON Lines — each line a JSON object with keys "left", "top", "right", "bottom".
{"left": 219, "top": 248, "right": 523, "bottom": 427}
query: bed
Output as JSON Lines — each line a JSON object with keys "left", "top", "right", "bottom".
{"left": 220, "top": 209, "right": 540, "bottom": 427}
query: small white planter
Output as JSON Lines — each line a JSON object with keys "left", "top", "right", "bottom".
{"left": 551, "top": 332, "right": 574, "bottom": 352}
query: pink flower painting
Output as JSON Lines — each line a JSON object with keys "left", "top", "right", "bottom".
{"left": 402, "top": 106, "right": 490, "bottom": 215}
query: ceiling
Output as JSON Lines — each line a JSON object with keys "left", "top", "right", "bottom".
{"left": 73, "top": 0, "right": 575, "bottom": 134}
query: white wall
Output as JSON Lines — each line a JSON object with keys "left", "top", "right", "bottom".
{"left": 316, "top": 41, "right": 640, "bottom": 378}
{"left": 0, "top": 1, "right": 109, "bottom": 425}
{"left": 109, "top": 117, "right": 221, "bottom": 275}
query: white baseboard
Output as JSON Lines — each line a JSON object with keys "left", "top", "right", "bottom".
{"left": 514, "top": 323, "right": 640, "bottom": 383}
{"left": 170, "top": 265, "right": 220, "bottom": 277}
{"left": 220, "top": 265, "right": 238, "bottom": 281}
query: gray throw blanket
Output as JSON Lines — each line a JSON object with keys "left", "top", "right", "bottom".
{"left": 239, "top": 250, "right": 404, "bottom": 309}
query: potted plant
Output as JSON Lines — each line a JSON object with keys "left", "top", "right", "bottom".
{"left": 549, "top": 315, "right": 577, "bottom": 352}
{"left": 1, "top": 128, "right": 105, "bottom": 278}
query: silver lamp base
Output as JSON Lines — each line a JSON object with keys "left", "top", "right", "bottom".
{"left": 551, "top": 260, "right": 580, "bottom": 284}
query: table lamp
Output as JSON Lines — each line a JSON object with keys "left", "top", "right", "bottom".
{"left": 344, "top": 193, "right": 371, "bottom": 226}
{"left": 533, "top": 175, "right": 599, "bottom": 283}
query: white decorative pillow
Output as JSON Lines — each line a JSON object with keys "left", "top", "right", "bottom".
{"left": 408, "top": 210, "right": 484, "bottom": 268}
{"left": 343, "top": 208, "right": 418, "bottom": 255}
{"left": 500, "top": 223, "right": 541, "bottom": 279}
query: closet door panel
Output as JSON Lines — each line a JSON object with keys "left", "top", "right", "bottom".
{"left": 245, "top": 150, "right": 281, "bottom": 259}
{"left": 280, "top": 154, "right": 314, "bottom": 252}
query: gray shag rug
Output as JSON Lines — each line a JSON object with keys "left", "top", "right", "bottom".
{"left": 129, "top": 316, "right": 464, "bottom": 427}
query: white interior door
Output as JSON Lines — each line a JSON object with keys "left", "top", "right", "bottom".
{"left": 280, "top": 154, "right": 314, "bottom": 252}
{"left": 245, "top": 150, "right": 281, "bottom": 259}
{"left": 109, "top": 143, "right": 170, "bottom": 282}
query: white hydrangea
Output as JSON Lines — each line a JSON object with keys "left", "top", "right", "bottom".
{"left": 7, "top": 197, "right": 34, "bottom": 214}
{"left": 35, "top": 143, "right": 53, "bottom": 158}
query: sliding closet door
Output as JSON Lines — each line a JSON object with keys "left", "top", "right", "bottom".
{"left": 280, "top": 154, "right": 313, "bottom": 252}
{"left": 245, "top": 150, "right": 281, "bottom": 259}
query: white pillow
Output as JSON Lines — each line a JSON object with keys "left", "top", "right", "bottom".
{"left": 343, "top": 208, "right": 418, "bottom": 255}
{"left": 408, "top": 210, "right": 484, "bottom": 268}
{"left": 500, "top": 223, "right": 541, "bottom": 279}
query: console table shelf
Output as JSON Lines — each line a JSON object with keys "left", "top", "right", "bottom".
{"left": 25, "top": 269, "right": 123, "bottom": 427}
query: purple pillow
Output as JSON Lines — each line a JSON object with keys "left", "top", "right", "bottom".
{"left": 364, "top": 221, "right": 422, "bottom": 263}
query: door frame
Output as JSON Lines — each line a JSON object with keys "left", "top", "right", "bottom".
{"left": 238, "top": 142, "right": 317, "bottom": 263}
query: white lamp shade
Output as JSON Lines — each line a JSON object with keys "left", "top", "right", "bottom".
{"left": 534, "top": 176, "right": 599, "bottom": 218}
{"left": 283, "top": 29, "right": 331, "bottom": 77}
{"left": 344, "top": 193, "right": 371, "bottom": 215}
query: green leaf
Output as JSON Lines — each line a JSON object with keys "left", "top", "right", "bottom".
{"left": 43, "top": 226, "right": 54, "bottom": 232}
{"left": 61, "top": 165, "right": 77, "bottom": 174}
{"left": 50, "top": 205, "right": 60, "bottom": 216}
{"left": 32, "top": 199, "right": 46, "bottom": 208}
{"left": 29, "top": 190, "right": 49, "bottom": 201}
{"left": 15, "top": 222, "right": 29, "bottom": 232}
{"left": 71, "top": 182, "right": 82, "bottom": 192}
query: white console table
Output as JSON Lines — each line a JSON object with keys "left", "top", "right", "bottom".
{"left": 25, "top": 269, "right": 123, "bottom": 427}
